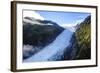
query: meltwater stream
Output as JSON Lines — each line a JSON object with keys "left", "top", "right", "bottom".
{"left": 24, "top": 29, "right": 73, "bottom": 62}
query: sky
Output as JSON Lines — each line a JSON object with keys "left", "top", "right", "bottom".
{"left": 36, "top": 10, "right": 90, "bottom": 27}
{"left": 23, "top": 10, "right": 90, "bottom": 27}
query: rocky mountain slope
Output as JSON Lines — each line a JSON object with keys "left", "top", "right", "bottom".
{"left": 64, "top": 15, "right": 91, "bottom": 60}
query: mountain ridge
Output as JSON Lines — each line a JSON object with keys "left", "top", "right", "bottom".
{"left": 63, "top": 15, "right": 91, "bottom": 60}
{"left": 23, "top": 17, "right": 65, "bottom": 59}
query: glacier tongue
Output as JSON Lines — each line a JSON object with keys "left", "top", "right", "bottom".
{"left": 24, "top": 29, "right": 73, "bottom": 62}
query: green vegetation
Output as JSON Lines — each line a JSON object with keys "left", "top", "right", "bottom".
{"left": 23, "top": 18, "right": 64, "bottom": 59}
{"left": 74, "top": 16, "right": 91, "bottom": 59}
{"left": 63, "top": 16, "right": 91, "bottom": 60}
{"left": 23, "top": 24, "right": 64, "bottom": 47}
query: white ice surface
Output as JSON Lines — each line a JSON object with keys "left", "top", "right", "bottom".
{"left": 24, "top": 29, "right": 73, "bottom": 62}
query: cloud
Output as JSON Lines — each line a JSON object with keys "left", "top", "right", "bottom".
{"left": 60, "top": 19, "right": 84, "bottom": 32}
{"left": 61, "top": 24, "right": 76, "bottom": 32}
{"left": 61, "top": 19, "right": 84, "bottom": 27}
{"left": 23, "top": 10, "right": 44, "bottom": 20}
{"left": 75, "top": 19, "right": 84, "bottom": 24}
{"left": 61, "top": 23, "right": 76, "bottom": 27}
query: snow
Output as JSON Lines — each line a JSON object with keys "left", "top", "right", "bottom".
{"left": 24, "top": 29, "right": 73, "bottom": 62}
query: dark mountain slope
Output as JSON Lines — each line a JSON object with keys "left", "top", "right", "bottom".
{"left": 23, "top": 24, "right": 64, "bottom": 47}
{"left": 23, "top": 17, "right": 64, "bottom": 47}
{"left": 75, "top": 15, "right": 91, "bottom": 59}
{"left": 23, "top": 17, "right": 64, "bottom": 59}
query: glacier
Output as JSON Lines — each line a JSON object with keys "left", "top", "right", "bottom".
{"left": 24, "top": 29, "right": 73, "bottom": 62}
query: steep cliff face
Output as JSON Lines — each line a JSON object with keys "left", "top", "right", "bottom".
{"left": 75, "top": 16, "right": 91, "bottom": 59}
{"left": 64, "top": 15, "right": 91, "bottom": 60}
